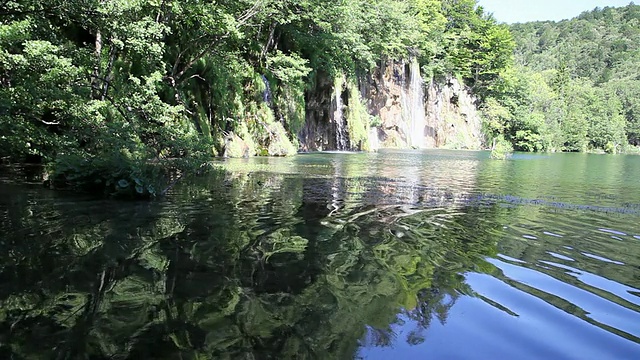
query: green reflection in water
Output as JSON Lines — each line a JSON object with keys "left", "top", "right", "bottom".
{"left": 1, "top": 150, "right": 640, "bottom": 359}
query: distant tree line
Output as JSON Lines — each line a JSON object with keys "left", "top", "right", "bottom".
{"left": 484, "top": 3, "right": 640, "bottom": 154}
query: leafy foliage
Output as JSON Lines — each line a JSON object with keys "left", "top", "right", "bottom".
{"left": 491, "top": 4, "right": 640, "bottom": 152}
{"left": 1, "top": 0, "right": 514, "bottom": 189}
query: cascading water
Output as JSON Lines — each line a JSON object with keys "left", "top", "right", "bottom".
{"left": 261, "top": 75, "right": 272, "bottom": 104}
{"left": 334, "top": 81, "right": 348, "bottom": 150}
{"left": 410, "top": 59, "right": 426, "bottom": 148}
{"left": 401, "top": 58, "right": 426, "bottom": 148}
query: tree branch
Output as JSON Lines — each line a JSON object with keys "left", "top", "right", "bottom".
{"left": 174, "top": 35, "right": 229, "bottom": 82}
{"left": 101, "top": 46, "right": 117, "bottom": 100}
{"left": 261, "top": 22, "right": 277, "bottom": 60}
{"left": 171, "top": 0, "right": 265, "bottom": 82}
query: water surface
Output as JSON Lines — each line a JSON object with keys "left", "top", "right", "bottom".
{"left": 1, "top": 150, "right": 640, "bottom": 359}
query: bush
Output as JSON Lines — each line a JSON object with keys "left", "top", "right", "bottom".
{"left": 490, "top": 135, "right": 513, "bottom": 160}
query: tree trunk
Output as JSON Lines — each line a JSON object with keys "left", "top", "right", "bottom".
{"left": 101, "top": 44, "right": 117, "bottom": 101}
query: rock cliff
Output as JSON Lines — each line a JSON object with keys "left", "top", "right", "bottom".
{"left": 298, "top": 60, "right": 484, "bottom": 152}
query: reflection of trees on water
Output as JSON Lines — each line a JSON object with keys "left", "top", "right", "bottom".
{"left": 0, "top": 164, "right": 500, "bottom": 359}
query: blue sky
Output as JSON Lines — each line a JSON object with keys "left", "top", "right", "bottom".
{"left": 477, "top": 0, "right": 634, "bottom": 23}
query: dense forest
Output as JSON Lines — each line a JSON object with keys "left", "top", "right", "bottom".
{"left": 1, "top": 1, "right": 639, "bottom": 195}
{"left": 0, "top": 0, "right": 513, "bottom": 194}
{"left": 490, "top": 3, "right": 640, "bottom": 154}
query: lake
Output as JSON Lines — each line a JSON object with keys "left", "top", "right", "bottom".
{"left": 1, "top": 150, "right": 640, "bottom": 359}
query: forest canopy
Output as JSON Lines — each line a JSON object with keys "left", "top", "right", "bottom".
{"left": 0, "top": 1, "right": 638, "bottom": 195}
{"left": 488, "top": 3, "right": 640, "bottom": 153}
{"left": 0, "top": 0, "right": 512, "bottom": 194}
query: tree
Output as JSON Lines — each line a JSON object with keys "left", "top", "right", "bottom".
{"left": 502, "top": 4, "right": 640, "bottom": 152}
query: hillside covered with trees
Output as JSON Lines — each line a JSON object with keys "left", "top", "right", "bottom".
{"left": 485, "top": 3, "right": 640, "bottom": 153}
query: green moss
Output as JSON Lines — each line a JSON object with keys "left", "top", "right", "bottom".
{"left": 442, "top": 129, "right": 467, "bottom": 150}
{"left": 276, "top": 80, "right": 306, "bottom": 135}
{"left": 225, "top": 123, "right": 256, "bottom": 158}
{"left": 381, "top": 132, "right": 405, "bottom": 148}
{"left": 345, "top": 79, "right": 371, "bottom": 151}
{"left": 623, "top": 145, "right": 640, "bottom": 154}
{"left": 240, "top": 102, "right": 297, "bottom": 157}
{"left": 267, "top": 122, "right": 297, "bottom": 156}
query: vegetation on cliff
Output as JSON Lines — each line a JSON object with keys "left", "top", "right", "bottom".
{"left": 0, "top": 0, "right": 511, "bottom": 193}
{"left": 2, "top": 1, "right": 637, "bottom": 193}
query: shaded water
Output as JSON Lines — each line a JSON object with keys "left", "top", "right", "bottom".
{"left": 1, "top": 150, "right": 640, "bottom": 359}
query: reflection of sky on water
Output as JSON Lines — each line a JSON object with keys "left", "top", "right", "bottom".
{"left": 208, "top": 151, "right": 640, "bottom": 359}
{"left": 359, "top": 271, "right": 640, "bottom": 360}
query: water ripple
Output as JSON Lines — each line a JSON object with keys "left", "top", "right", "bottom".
{"left": 486, "top": 258, "right": 640, "bottom": 340}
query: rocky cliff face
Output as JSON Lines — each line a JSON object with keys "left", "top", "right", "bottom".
{"left": 298, "top": 72, "right": 343, "bottom": 152}
{"left": 359, "top": 60, "right": 483, "bottom": 150}
{"left": 298, "top": 61, "right": 484, "bottom": 152}
{"left": 424, "top": 77, "right": 484, "bottom": 150}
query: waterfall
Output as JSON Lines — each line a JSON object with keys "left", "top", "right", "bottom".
{"left": 401, "top": 58, "right": 426, "bottom": 148}
{"left": 334, "top": 81, "right": 347, "bottom": 150}
{"left": 409, "top": 59, "right": 426, "bottom": 148}
{"left": 368, "top": 127, "right": 380, "bottom": 151}
{"left": 261, "top": 75, "right": 272, "bottom": 104}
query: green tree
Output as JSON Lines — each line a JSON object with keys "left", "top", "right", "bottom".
{"left": 508, "top": 4, "right": 640, "bottom": 151}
